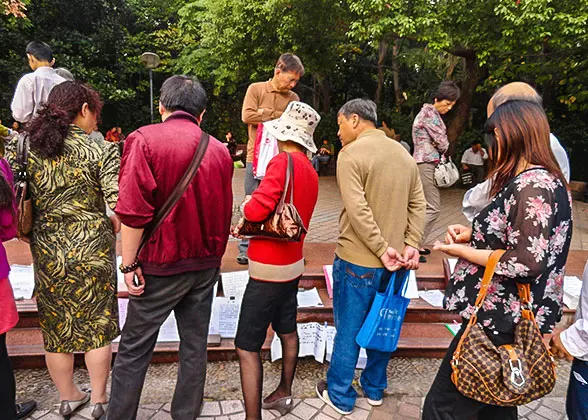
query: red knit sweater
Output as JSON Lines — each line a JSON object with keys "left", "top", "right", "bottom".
{"left": 244, "top": 151, "right": 318, "bottom": 281}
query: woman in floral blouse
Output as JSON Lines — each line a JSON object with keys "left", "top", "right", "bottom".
{"left": 422, "top": 99, "right": 572, "bottom": 419}
{"left": 412, "top": 81, "right": 460, "bottom": 259}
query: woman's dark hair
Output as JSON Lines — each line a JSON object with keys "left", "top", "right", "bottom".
{"left": 0, "top": 170, "right": 14, "bottom": 211}
{"left": 433, "top": 81, "right": 461, "bottom": 102}
{"left": 484, "top": 100, "right": 565, "bottom": 197}
{"left": 25, "top": 81, "right": 102, "bottom": 158}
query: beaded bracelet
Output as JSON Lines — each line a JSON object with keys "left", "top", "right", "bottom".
{"left": 119, "top": 258, "right": 141, "bottom": 273}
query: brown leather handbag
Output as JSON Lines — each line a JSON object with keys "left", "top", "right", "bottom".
{"left": 450, "top": 250, "right": 557, "bottom": 406}
{"left": 239, "top": 153, "right": 307, "bottom": 241}
{"left": 15, "top": 134, "right": 33, "bottom": 238}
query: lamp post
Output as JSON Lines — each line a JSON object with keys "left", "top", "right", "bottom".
{"left": 140, "top": 52, "right": 161, "bottom": 123}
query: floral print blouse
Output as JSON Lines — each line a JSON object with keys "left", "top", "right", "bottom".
{"left": 412, "top": 104, "right": 449, "bottom": 163}
{"left": 445, "top": 168, "right": 573, "bottom": 334}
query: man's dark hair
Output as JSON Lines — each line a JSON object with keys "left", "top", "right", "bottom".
{"left": 433, "top": 81, "right": 461, "bottom": 102}
{"left": 160, "top": 75, "right": 207, "bottom": 117}
{"left": 26, "top": 41, "right": 53, "bottom": 62}
{"left": 276, "top": 53, "right": 305, "bottom": 76}
{"left": 338, "top": 99, "right": 378, "bottom": 125}
{"left": 472, "top": 139, "right": 482, "bottom": 146}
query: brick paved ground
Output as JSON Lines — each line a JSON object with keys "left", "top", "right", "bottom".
{"left": 20, "top": 170, "right": 584, "bottom": 419}
{"left": 26, "top": 395, "right": 570, "bottom": 419}
{"left": 233, "top": 169, "right": 588, "bottom": 249}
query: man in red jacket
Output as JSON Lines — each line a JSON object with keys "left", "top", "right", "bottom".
{"left": 106, "top": 76, "right": 234, "bottom": 420}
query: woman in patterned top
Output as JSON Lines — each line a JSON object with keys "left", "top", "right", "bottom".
{"left": 412, "top": 81, "right": 460, "bottom": 259}
{"left": 6, "top": 82, "right": 120, "bottom": 419}
{"left": 422, "top": 99, "right": 572, "bottom": 419}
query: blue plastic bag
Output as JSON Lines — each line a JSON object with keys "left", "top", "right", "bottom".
{"left": 356, "top": 269, "right": 410, "bottom": 352}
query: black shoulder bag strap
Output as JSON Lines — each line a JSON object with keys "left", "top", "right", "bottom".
{"left": 137, "top": 131, "right": 210, "bottom": 257}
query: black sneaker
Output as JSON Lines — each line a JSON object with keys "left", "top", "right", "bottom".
{"left": 315, "top": 380, "right": 352, "bottom": 416}
{"left": 15, "top": 401, "right": 37, "bottom": 419}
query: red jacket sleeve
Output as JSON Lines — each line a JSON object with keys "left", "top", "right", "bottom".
{"left": 244, "top": 153, "right": 287, "bottom": 222}
{"left": 115, "top": 130, "right": 158, "bottom": 228}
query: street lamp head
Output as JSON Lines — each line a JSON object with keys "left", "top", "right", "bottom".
{"left": 140, "top": 52, "right": 161, "bottom": 69}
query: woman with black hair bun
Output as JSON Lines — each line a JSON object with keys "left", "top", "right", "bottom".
{"left": 6, "top": 81, "right": 120, "bottom": 419}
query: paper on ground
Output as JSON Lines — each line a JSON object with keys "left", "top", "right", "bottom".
{"left": 323, "top": 265, "right": 333, "bottom": 299}
{"left": 221, "top": 271, "right": 249, "bottom": 299}
{"left": 297, "top": 288, "right": 323, "bottom": 308}
{"left": 9, "top": 264, "right": 35, "bottom": 300}
{"left": 404, "top": 270, "right": 419, "bottom": 299}
{"left": 418, "top": 290, "right": 445, "bottom": 308}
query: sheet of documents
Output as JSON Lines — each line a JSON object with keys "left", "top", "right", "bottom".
{"left": 116, "top": 256, "right": 127, "bottom": 293}
{"left": 446, "top": 323, "right": 462, "bottom": 336}
{"left": 9, "top": 264, "right": 35, "bottom": 300}
{"left": 404, "top": 270, "right": 419, "bottom": 299}
{"left": 271, "top": 322, "right": 327, "bottom": 363}
{"left": 221, "top": 271, "right": 249, "bottom": 299}
{"left": 323, "top": 265, "right": 333, "bottom": 299}
{"left": 418, "top": 290, "right": 445, "bottom": 308}
{"left": 217, "top": 298, "right": 241, "bottom": 338}
{"left": 564, "top": 276, "right": 583, "bottom": 309}
{"left": 297, "top": 288, "right": 323, "bottom": 308}
{"left": 448, "top": 258, "right": 458, "bottom": 274}
{"left": 113, "top": 298, "right": 180, "bottom": 343}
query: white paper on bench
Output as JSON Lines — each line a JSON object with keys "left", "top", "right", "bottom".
{"left": 222, "top": 271, "right": 249, "bottom": 300}
{"left": 564, "top": 276, "right": 583, "bottom": 309}
{"left": 271, "top": 323, "right": 366, "bottom": 368}
{"left": 448, "top": 258, "right": 458, "bottom": 274}
{"left": 404, "top": 270, "right": 419, "bottom": 299}
{"left": 297, "top": 287, "right": 323, "bottom": 308}
{"left": 418, "top": 290, "right": 445, "bottom": 308}
{"left": 9, "top": 264, "right": 35, "bottom": 300}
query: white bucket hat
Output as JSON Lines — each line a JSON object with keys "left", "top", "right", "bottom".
{"left": 264, "top": 101, "right": 320, "bottom": 154}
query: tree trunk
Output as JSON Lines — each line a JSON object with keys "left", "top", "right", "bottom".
{"left": 446, "top": 53, "right": 486, "bottom": 155}
{"left": 391, "top": 37, "right": 403, "bottom": 107}
{"left": 312, "top": 75, "right": 319, "bottom": 111}
{"left": 316, "top": 75, "right": 331, "bottom": 113}
{"left": 375, "top": 39, "right": 388, "bottom": 105}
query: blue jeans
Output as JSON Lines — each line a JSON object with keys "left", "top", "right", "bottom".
{"left": 326, "top": 256, "right": 393, "bottom": 412}
{"left": 567, "top": 358, "right": 588, "bottom": 420}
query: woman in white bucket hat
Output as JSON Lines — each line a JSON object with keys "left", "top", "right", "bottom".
{"left": 233, "top": 102, "right": 320, "bottom": 419}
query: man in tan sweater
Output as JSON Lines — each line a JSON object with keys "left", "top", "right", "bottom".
{"left": 237, "top": 53, "right": 303, "bottom": 264}
{"left": 316, "top": 99, "right": 426, "bottom": 415}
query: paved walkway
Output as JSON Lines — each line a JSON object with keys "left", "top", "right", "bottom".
{"left": 233, "top": 169, "right": 588, "bottom": 249}
{"left": 18, "top": 169, "right": 584, "bottom": 419}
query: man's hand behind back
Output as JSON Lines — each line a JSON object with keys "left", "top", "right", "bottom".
{"left": 380, "top": 247, "right": 406, "bottom": 271}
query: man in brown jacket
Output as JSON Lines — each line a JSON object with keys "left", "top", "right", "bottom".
{"left": 315, "top": 99, "right": 426, "bottom": 415}
{"left": 237, "top": 53, "right": 304, "bottom": 264}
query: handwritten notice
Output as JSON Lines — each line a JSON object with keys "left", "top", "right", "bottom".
{"left": 418, "top": 290, "right": 445, "bottom": 308}
{"left": 323, "top": 265, "right": 334, "bottom": 299}
{"left": 297, "top": 288, "right": 323, "bottom": 308}
{"left": 221, "top": 271, "right": 249, "bottom": 299}
{"left": 217, "top": 298, "right": 241, "bottom": 338}
{"left": 271, "top": 323, "right": 366, "bottom": 368}
{"left": 9, "top": 264, "right": 35, "bottom": 300}
{"left": 404, "top": 270, "right": 419, "bottom": 299}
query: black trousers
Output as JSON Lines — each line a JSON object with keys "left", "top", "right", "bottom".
{"left": 422, "top": 324, "right": 518, "bottom": 420}
{"left": 0, "top": 333, "right": 16, "bottom": 420}
{"left": 107, "top": 268, "right": 219, "bottom": 420}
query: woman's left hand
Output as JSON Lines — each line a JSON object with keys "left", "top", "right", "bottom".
{"left": 231, "top": 217, "right": 245, "bottom": 239}
{"left": 433, "top": 241, "right": 469, "bottom": 258}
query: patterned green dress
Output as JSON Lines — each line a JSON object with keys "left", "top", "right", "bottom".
{"left": 7, "top": 126, "right": 120, "bottom": 353}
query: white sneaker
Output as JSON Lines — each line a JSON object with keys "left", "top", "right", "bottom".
{"left": 315, "top": 380, "right": 352, "bottom": 416}
{"left": 366, "top": 397, "right": 383, "bottom": 407}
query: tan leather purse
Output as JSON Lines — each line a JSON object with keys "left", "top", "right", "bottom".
{"left": 451, "top": 249, "right": 556, "bottom": 406}
{"left": 15, "top": 134, "right": 33, "bottom": 238}
{"left": 239, "top": 153, "right": 307, "bottom": 241}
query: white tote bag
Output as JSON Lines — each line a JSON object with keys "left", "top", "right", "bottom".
{"left": 434, "top": 156, "right": 460, "bottom": 188}
{"left": 252, "top": 123, "right": 279, "bottom": 180}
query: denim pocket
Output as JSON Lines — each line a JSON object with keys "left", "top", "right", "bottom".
{"left": 344, "top": 265, "right": 378, "bottom": 289}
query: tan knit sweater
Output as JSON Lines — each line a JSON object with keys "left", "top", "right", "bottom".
{"left": 336, "top": 129, "right": 426, "bottom": 268}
